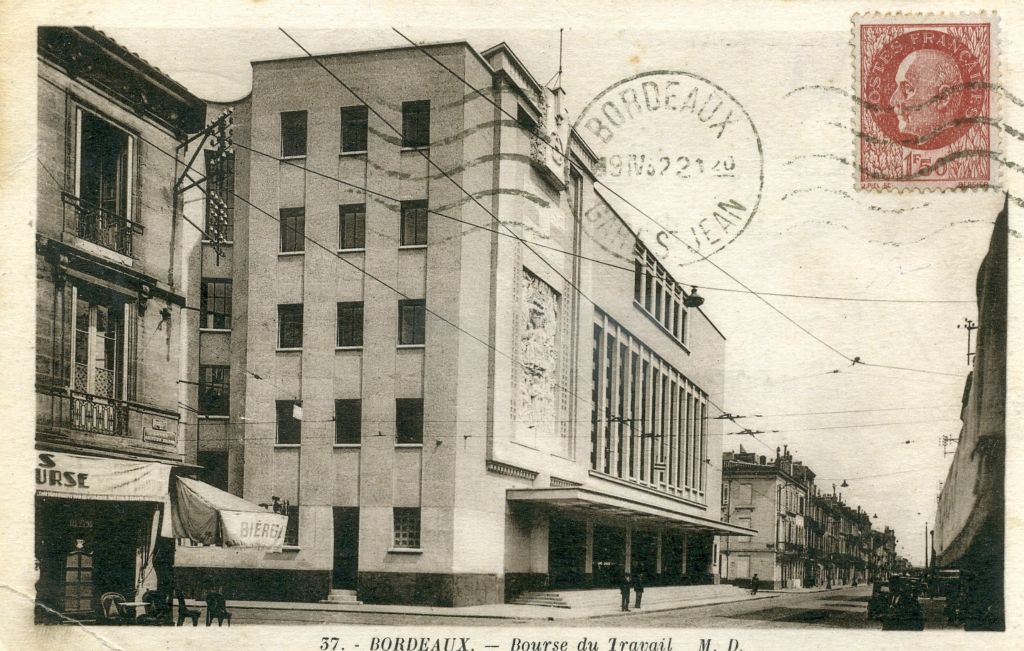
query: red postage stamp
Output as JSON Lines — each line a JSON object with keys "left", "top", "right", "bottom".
{"left": 854, "top": 14, "right": 997, "bottom": 190}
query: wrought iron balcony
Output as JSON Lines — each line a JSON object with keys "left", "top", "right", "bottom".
{"left": 38, "top": 385, "right": 128, "bottom": 437}
{"left": 62, "top": 193, "right": 142, "bottom": 257}
{"left": 36, "top": 383, "right": 179, "bottom": 451}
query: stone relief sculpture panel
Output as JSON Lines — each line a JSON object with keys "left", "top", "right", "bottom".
{"left": 516, "top": 268, "right": 561, "bottom": 447}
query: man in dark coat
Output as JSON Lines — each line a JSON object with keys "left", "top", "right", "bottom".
{"left": 750, "top": 573, "right": 760, "bottom": 595}
{"left": 619, "top": 573, "right": 631, "bottom": 611}
{"left": 633, "top": 571, "right": 646, "bottom": 609}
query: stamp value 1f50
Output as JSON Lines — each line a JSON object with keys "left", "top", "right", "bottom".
{"left": 854, "top": 13, "right": 997, "bottom": 190}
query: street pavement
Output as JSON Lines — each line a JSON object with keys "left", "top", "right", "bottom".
{"left": 184, "top": 585, "right": 956, "bottom": 628}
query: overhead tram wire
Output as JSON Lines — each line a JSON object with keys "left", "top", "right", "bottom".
{"left": 595, "top": 181, "right": 967, "bottom": 379}
{"left": 143, "top": 128, "right": 761, "bottom": 444}
{"left": 229, "top": 139, "right": 968, "bottom": 306}
{"left": 388, "top": 27, "right": 969, "bottom": 377}
{"left": 142, "top": 138, "right": 922, "bottom": 490}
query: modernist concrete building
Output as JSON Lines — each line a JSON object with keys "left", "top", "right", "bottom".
{"left": 35, "top": 27, "right": 205, "bottom": 620}
{"left": 174, "top": 40, "right": 751, "bottom": 606}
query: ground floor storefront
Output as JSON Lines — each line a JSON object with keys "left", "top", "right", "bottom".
{"left": 175, "top": 487, "right": 751, "bottom": 607}
{"left": 34, "top": 449, "right": 174, "bottom": 623}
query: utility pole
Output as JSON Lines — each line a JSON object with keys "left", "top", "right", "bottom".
{"left": 958, "top": 318, "right": 978, "bottom": 366}
{"left": 924, "top": 521, "right": 928, "bottom": 571}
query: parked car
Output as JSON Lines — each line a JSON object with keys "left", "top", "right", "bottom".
{"left": 867, "top": 581, "right": 892, "bottom": 619}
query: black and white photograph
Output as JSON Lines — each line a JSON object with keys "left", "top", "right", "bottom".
{"left": 1, "top": 1, "right": 1021, "bottom": 649}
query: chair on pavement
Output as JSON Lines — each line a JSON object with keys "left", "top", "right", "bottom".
{"left": 176, "top": 591, "right": 201, "bottom": 626}
{"left": 136, "top": 590, "right": 173, "bottom": 626}
{"left": 99, "top": 592, "right": 129, "bottom": 625}
{"left": 205, "top": 592, "right": 232, "bottom": 627}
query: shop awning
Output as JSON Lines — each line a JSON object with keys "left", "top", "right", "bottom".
{"left": 507, "top": 487, "right": 757, "bottom": 536}
{"left": 35, "top": 450, "right": 171, "bottom": 502}
{"left": 171, "top": 477, "right": 288, "bottom": 549}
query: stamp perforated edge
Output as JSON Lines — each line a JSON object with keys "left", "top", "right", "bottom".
{"left": 851, "top": 11, "right": 1003, "bottom": 193}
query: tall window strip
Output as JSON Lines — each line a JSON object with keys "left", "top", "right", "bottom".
{"left": 700, "top": 400, "right": 708, "bottom": 491}
{"left": 589, "top": 312, "right": 708, "bottom": 499}
{"left": 634, "top": 242, "right": 689, "bottom": 346}
{"left": 590, "top": 324, "right": 600, "bottom": 471}
{"left": 603, "top": 332, "right": 614, "bottom": 474}
{"left": 616, "top": 342, "right": 627, "bottom": 478}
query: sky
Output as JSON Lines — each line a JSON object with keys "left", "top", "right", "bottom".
{"left": 100, "top": 23, "right": 1008, "bottom": 566}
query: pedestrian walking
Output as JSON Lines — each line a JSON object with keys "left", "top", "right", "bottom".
{"left": 750, "top": 573, "right": 760, "bottom": 595}
{"left": 632, "top": 571, "right": 646, "bottom": 609}
{"left": 618, "top": 573, "right": 631, "bottom": 611}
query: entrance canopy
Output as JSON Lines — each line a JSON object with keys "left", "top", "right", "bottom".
{"left": 507, "top": 487, "right": 757, "bottom": 536}
{"left": 172, "top": 477, "right": 289, "bottom": 549}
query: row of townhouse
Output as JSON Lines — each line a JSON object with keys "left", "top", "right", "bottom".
{"left": 720, "top": 446, "right": 902, "bottom": 589}
{"left": 35, "top": 26, "right": 756, "bottom": 618}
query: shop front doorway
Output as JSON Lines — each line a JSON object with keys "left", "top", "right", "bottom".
{"left": 332, "top": 507, "right": 359, "bottom": 589}
{"left": 548, "top": 517, "right": 586, "bottom": 588}
{"left": 592, "top": 525, "right": 626, "bottom": 587}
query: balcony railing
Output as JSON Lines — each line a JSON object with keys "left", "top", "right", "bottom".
{"left": 63, "top": 193, "right": 142, "bottom": 257}
{"left": 36, "top": 384, "right": 179, "bottom": 451}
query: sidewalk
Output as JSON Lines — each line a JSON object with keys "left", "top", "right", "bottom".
{"left": 761, "top": 585, "right": 854, "bottom": 594}
{"left": 184, "top": 587, "right": 779, "bottom": 621}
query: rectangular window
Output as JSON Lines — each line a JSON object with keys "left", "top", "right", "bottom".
{"left": 396, "top": 398, "right": 423, "bottom": 444}
{"left": 400, "top": 200, "right": 428, "bottom": 246}
{"left": 205, "top": 150, "right": 234, "bottom": 242}
{"left": 276, "top": 400, "right": 302, "bottom": 445}
{"left": 339, "top": 204, "right": 366, "bottom": 250}
{"left": 335, "top": 399, "right": 361, "bottom": 445}
{"left": 284, "top": 505, "right": 300, "bottom": 546}
{"left": 336, "top": 301, "right": 364, "bottom": 347}
{"left": 340, "top": 105, "right": 368, "bottom": 153}
{"left": 280, "top": 207, "right": 305, "bottom": 252}
{"left": 199, "top": 365, "right": 230, "bottom": 416}
{"left": 281, "top": 110, "right": 307, "bottom": 157}
{"left": 722, "top": 483, "right": 730, "bottom": 505}
{"left": 278, "top": 304, "right": 303, "bottom": 349}
{"left": 393, "top": 507, "right": 421, "bottom": 549}
{"left": 75, "top": 110, "right": 135, "bottom": 255}
{"left": 200, "top": 279, "right": 232, "bottom": 330}
{"left": 78, "top": 110, "right": 131, "bottom": 218}
{"left": 71, "top": 287, "right": 124, "bottom": 399}
{"left": 398, "top": 299, "right": 426, "bottom": 345}
{"left": 401, "top": 100, "right": 430, "bottom": 148}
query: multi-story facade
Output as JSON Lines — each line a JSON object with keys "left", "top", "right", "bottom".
{"left": 173, "top": 40, "right": 751, "bottom": 606}
{"left": 722, "top": 447, "right": 888, "bottom": 589}
{"left": 35, "top": 28, "right": 205, "bottom": 620}
{"left": 934, "top": 201, "right": 1006, "bottom": 631}
{"left": 720, "top": 446, "right": 813, "bottom": 589}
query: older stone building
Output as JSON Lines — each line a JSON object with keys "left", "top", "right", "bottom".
{"left": 34, "top": 27, "right": 205, "bottom": 620}
{"left": 174, "top": 39, "right": 751, "bottom": 606}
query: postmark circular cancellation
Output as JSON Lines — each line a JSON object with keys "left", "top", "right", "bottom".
{"left": 854, "top": 14, "right": 997, "bottom": 190}
{"left": 574, "top": 71, "right": 763, "bottom": 267}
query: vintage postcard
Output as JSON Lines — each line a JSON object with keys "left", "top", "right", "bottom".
{"left": 0, "top": 1, "right": 1020, "bottom": 650}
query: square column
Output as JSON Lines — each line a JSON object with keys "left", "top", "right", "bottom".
{"left": 584, "top": 520, "right": 594, "bottom": 587}
{"left": 624, "top": 525, "right": 632, "bottom": 574}
{"left": 655, "top": 530, "right": 663, "bottom": 578}
{"left": 681, "top": 532, "right": 689, "bottom": 576}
